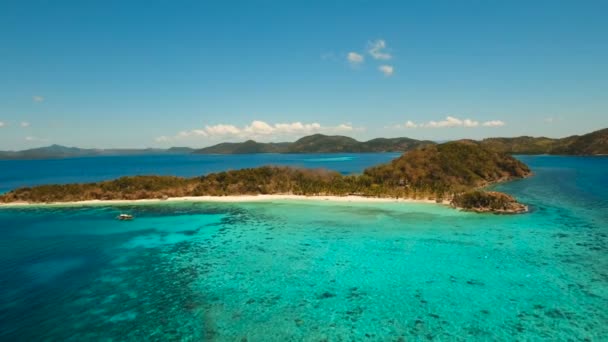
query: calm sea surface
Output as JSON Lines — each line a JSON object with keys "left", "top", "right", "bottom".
{"left": 0, "top": 155, "right": 606, "bottom": 340}
{"left": 0, "top": 153, "right": 400, "bottom": 194}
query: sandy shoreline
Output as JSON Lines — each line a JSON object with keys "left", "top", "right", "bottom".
{"left": 0, "top": 194, "right": 449, "bottom": 208}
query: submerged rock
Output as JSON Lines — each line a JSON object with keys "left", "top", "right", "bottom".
{"left": 317, "top": 292, "right": 336, "bottom": 299}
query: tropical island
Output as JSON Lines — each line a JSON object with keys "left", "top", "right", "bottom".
{"left": 192, "top": 134, "right": 435, "bottom": 154}
{"left": 0, "top": 141, "right": 531, "bottom": 213}
{"left": 478, "top": 127, "right": 608, "bottom": 155}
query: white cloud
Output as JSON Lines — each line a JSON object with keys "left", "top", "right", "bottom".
{"left": 157, "top": 120, "right": 362, "bottom": 143}
{"left": 368, "top": 39, "right": 392, "bottom": 60}
{"left": 481, "top": 120, "right": 506, "bottom": 127}
{"left": 33, "top": 96, "right": 44, "bottom": 102}
{"left": 463, "top": 119, "right": 479, "bottom": 127}
{"left": 335, "top": 123, "right": 354, "bottom": 132}
{"left": 21, "top": 121, "right": 30, "bottom": 127}
{"left": 205, "top": 124, "right": 240, "bottom": 136}
{"left": 378, "top": 65, "right": 394, "bottom": 76}
{"left": 244, "top": 120, "right": 275, "bottom": 135}
{"left": 25, "top": 136, "right": 48, "bottom": 142}
{"left": 347, "top": 52, "right": 364, "bottom": 65}
{"left": 424, "top": 116, "right": 466, "bottom": 128}
{"left": 0, "top": 121, "right": 4, "bottom": 128}
{"left": 392, "top": 116, "right": 505, "bottom": 129}
{"left": 404, "top": 120, "right": 418, "bottom": 128}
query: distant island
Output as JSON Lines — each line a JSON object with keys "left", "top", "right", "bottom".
{"left": 0, "top": 145, "right": 195, "bottom": 160}
{"left": 478, "top": 128, "right": 608, "bottom": 155}
{"left": 195, "top": 128, "right": 607, "bottom": 155}
{"left": 0, "top": 141, "right": 531, "bottom": 214}
{"left": 1, "top": 128, "right": 605, "bottom": 160}
{"left": 193, "top": 134, "right": 435, "bottom": 154}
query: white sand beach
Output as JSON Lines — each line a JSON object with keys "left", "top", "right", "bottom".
{"left": 0, "top": 194, "right": 449, "bottom": 207}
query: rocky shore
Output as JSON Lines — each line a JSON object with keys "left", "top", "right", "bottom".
{"left": 451, "top": 191, "right": 528, "bottom": 214}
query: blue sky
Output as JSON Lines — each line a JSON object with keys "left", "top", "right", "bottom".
{"left": 1, "top": 0, "right": 607, "bottom": 149}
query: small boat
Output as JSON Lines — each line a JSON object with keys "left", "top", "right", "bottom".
{"left": 117, "top": 214, "right": 134, "bottom": 221}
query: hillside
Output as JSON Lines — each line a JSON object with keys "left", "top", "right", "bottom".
{"left": 0, "top": 145, "right": 98, "bottom": 159}
{"left": 478, "top": 137, "right": 557, "bottom": 155}
{"left": 1, "top": 141, "right": 531, "bottom": 213}
{"left": 0, "top": 145, "right": 195, "bottom": 160}
{"left": 193, "top": 134, "right": 433, "bottom": 154}
{"left": 479, "top": 128, "right": 607, "bottom": 155}
{"left": 287, "top": 134, "right": 361, "bottom": 153}
{"left": 194, "top": 128, "right": 607, "bottom": 155}
{"left": 363, "top": 141, "right": 531, "bottom": 195}
{"left": 549, "top": 128, "right": 608, "bottom": 155}
{"left": 193, "top": 140, "right": 290, "bottom": 154}
{"left": 359, "top": 137, "right": 431, "bottom": 152}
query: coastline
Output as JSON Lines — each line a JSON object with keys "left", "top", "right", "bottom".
{"left": 0, "top": 194, "right": 449, "bottom": 208}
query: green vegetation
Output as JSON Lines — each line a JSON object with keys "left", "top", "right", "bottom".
{"left": 0, "top": 141, "right": 531, "bottom": 213}
{"left": 1, "top": 176, "right": 195, "bottom": 202}
{"left": 549, "top": 128, "right": 608, "bottom": 155}
{"left": 286, "top": 134, "right": 361, "bottom": 153}
{"left": 195, "top": 128, "right": 607, "bottom": 155}
{"left": 359, "top": 137, "right": 430, "bottom": 152}
{"left": 451, "top": 191, "right": 528, "bottom": 213}
{"left": 479, "top": 128, "right": 607, "bottom": 155}
{"left": 193, "top": 134, "right": 434, "bottom": 154}
{"left": 363, "top": 141, "right": 530, "bottom": 197}
{"left": 194, "top": 140, "right": 290, "bottom": 154}
{"left": 479, "top": 137, "right": 558, "bottom": 155}
{"left": 0, "top": 145, "right": 195, "bottom": 160}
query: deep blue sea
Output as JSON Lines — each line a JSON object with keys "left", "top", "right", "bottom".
{"left": 0, "top": 153, "right": 400, "bottom": 194}
{"left": 0, "top": 154, "right": 607, "bottom": 340}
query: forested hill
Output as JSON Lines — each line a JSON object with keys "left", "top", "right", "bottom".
{"left": 363, "top": 140, "right": 531, "bottom": 193}
{"left": 194, "top": 128, "right": 607, "bottom": 155}
{"left": 194, "top": 134, "right": 434, "bottom": 154}
{"left": 1, "top": 141, "right": 531, "bottom": 213}
{"left": 478, "top": 128, "right": 607, "bottom": 155}
{"left": 190, "top": 140, "right": 290, "bottom": 154}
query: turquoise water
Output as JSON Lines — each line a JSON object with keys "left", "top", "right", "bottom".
{"left": 0, "top": 156, "right": 606, "bottom": 340}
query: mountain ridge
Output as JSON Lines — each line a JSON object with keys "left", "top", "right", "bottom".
{"left": 1, "top": 128, "right": 605, "bottom": 160}
{"left": 0, "top": 145, "right": 195, "bottom": 160}
{"left": 478, "top": 128, "right": 608, "bottom": 155}
{"left": 193, "top": 129, "right": 608, "bottom": 155}
{"left": 194, "top": 134, "right": 436, "bottom": 154}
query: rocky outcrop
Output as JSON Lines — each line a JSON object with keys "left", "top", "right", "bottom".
{"left": 451, "top": 191, "right": 528, "bottom": 214}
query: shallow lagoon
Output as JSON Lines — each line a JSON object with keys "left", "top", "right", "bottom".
{"left": 0, "top": 156, "right": 606, "bottom": 340}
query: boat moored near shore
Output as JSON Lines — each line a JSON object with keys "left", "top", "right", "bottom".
{"left": 116, "top": 214, "right": 133, "bottom": 221}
